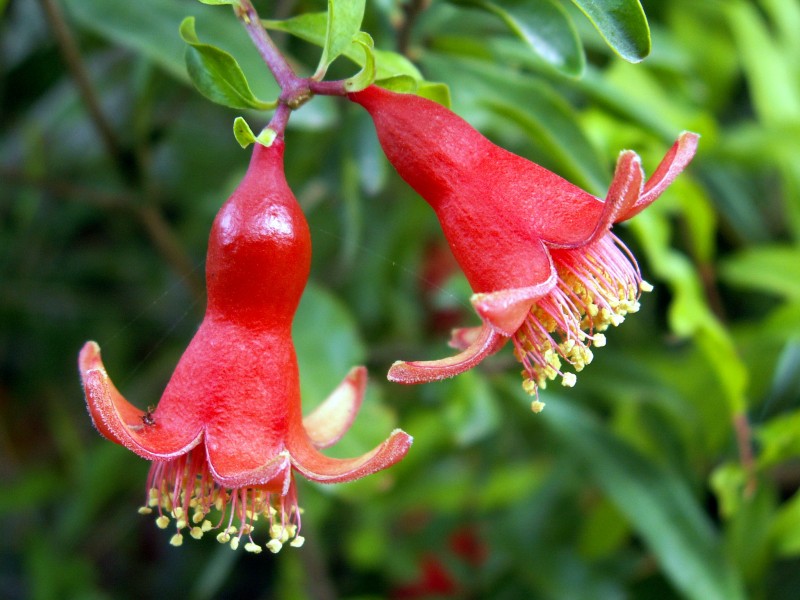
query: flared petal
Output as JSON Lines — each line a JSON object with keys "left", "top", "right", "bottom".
{"left": 619, "top": 131, "right": 700, "bottom": 221}
{"left": 587, "top": 151, "right": 644, "bottom": 243}
{"left": 388, "top": 323, "right": 507, "bottom": 384}
{"left": 78, "top": 341, "right": 203, "bottom": 460}
{"left": 471, "top": 269, "right": 558, "bottom": 336}
{"left": 302, "top": 366, "right": 367, "bottom": 449}
{"left": 205, "top": 446, "right": 293, "bottom": 490}
{"left": 288, "top": 427, "right": 413, "bottom": 484}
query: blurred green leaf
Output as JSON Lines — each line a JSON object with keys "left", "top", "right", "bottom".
{"left": 459, "top": 0, "right": 584, "bottom": 76}
{"left": 545, "top": 399, "right": 746, "bottom": 600}
{"left": 720, "top": 246, "right": 800, "bottom": 300}
{"left": 725, "top": 0, "right": 800, "bottom": 125}
{"left": 293, "top": 282, "right": 366, "bottom": 405}
{"left": 771, "top": 490, "right": 800, "bottom": 557}
{"left": 180, "top": 17, "right": 275, "bottom": 110}
{"left": 316, "top": 0, "right": 366, "bottom": 78}
{"left": 570, "top": 0, "right": 650, "bottom": 62}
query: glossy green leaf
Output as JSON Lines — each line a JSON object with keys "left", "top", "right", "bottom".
{"left": 570, "top": 0, "right": 650, "bottom": 62}
{"left": 545, "top": 399, "right": 746, "bottom": 600}
{"left": 264, "top": 13, "right": 423, "bottom": 80}
{"left": 462, "top": 0, "right": 584, "bottom": 76}
{"left": 179, "top": 17, "right": 275, "bottom": 110}
{"left": 720, "top": 246, "right": 800, "bottom": 300}
{"left": 316, "top": 0, "right": 366, "bottom": 78}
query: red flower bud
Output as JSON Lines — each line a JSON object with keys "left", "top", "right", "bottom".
{"left": 79, "top": 141, "right": 412, "bottom": 552}
{"left": 350, "top": 86, "right": 698, "bottom": 404}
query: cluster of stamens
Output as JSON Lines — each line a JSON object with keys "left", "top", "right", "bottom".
{"left": 512, "top": 233, "right": 651, "bottom": 411}
{"left": 137, "top": 447, "right": 304, "bottom": 553}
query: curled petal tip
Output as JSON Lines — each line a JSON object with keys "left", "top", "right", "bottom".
{"left": 619, "top": 131, "right": 700, "bottom": 221}
{"left": 78, "top": 341, "right": 202, "bottom": 460}
{"left": 471, "top": 277, "right": 556, "bottom": 336}
{"left": 290, "top": 428, "right": 412, "bottom": 484}
{"left": 303, "top": 366, "right": 367, "bottom": 449}
{"left": 387, "top": 325, "right": 505, "bottom": 384}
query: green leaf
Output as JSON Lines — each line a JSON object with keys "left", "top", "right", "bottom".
{"left": 417, "top": 82, "right": 451, "bottom": 108}
{"left": 344, "top": 32, "right": 376, "bottom": 93}
{"left": 232, "top": 116, "right": 256, "bottom": 148}
{"left": 725, "top": 0, "right": 800, "bottom": 125}
{"left": 179, "top": 17, "right": 275, "bottom": 110}
{"left": 265, "top": 13, "right": 423, "bottom": 80}
{"left": 719, "top": 245, "right": 800, "bottom": 300}
{"left": 196, "top": 0, "right": 240, "bottom": 5}
{"left": 545, "top": 398, "right": 747, "bottom": 600}
{"left": 570, "top": 0, "right": 650, "bottom": 62}
{"left": 316, "top": 0, "right": 366, "bottom": 78}
{"left": 462, "top": 0, "right": 584, "bottom": 76}
{"left": 232, "top": 117, "right": 276, "bottom": 148}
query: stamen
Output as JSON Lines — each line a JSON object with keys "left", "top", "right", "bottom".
{"left": 141, "top": 446, "right": 304, "bottom": 551}
{"left": 513, "top": 233, "right": 649, "bottom": 397}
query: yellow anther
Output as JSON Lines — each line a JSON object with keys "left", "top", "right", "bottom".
{"left": 593, "top": 333, "right": 607, "bottom": 347}
{"left": 266, "top": 539, "right": 283, "bottom": 554}
{"left": 216, "top": 532, "right": 231, "bottom": 544}
{"left": 156, "top": 516, "right": 170, "bottom": 529}
{"left": 522, "top": 379, "right": 536, "bottom": 395}
{"left": 176, "top": 519, "right": 187, "bottom": 530}
{"left": 531, "top": 400, "right": 546, "bottom": 413}
{"left": 138, "top": 507, "right": 153, "bottom": 515}
{"left": 561, "top": 373, "right": 577, "bottom": 388}
{"left": 190, "top": 527, "right": 204, "bottom": 540}
{"left": 172, "top": 507, "right": 184, "bottom": 519}
{"left": 201, "top": 520, "right": 213, "bottom": 532}
{"left": 244, "top": 542, "right": 262, "bottom": 554}
{"left": 192, "top": 511, "right": 205, "bottom": 524}
{"left": 169, "top": 533, "right": 184, "bottom": 547}
{"left": 230, "top": 537, "right": 240, "bottom": 551}
{"left": 290, "top": 536, "right": 305, "bottom": 548}
{"left": 640, "top": 280, "right": 653, "bottom": 293}
{"left": 226, "top": 526, "right": 238, "bottom": 535}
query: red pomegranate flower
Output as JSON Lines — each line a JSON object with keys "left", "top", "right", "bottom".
{"left": 79, "top": 140, "right": 412, "bottom": 552}
{"left": 350, "top": 86, "right": 698, "bottom": 406}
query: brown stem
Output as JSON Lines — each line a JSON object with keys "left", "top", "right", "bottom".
{"left": 37, "top": 0, "right": 125, "bottom": 168}
{"left": 397, "top": 0, "right": 427, "bottom": 57}
{"left": 1, "top": 168, "right": 205, "bottom": 299}
{"left": 135, "top": 206, "right": 205, "bottom": 300}
{"left": 733, "top": 412, "right": 757, "bottom": 498}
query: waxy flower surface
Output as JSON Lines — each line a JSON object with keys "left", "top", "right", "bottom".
{"left": 350, "top": 86, "right": 698, "bottom": 404}
{"left": 79, "top": 141, "right": 412, "bottom": 552}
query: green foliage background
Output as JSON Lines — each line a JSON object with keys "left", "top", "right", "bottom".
{"left": 2, "top": 0, "right": 800, "bottom": 598}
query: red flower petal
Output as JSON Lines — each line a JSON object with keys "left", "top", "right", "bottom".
{"left": 79, "top": 341, "right": 203, "bottom": 460}
{"left": 288, "top": 426, "right": 413, "bottom": 483}
{"left": 302, "top": 366, "right": 367, "bottom": 450}
{"left": 387, "top": 323, "right": 506, "bottom": 383}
